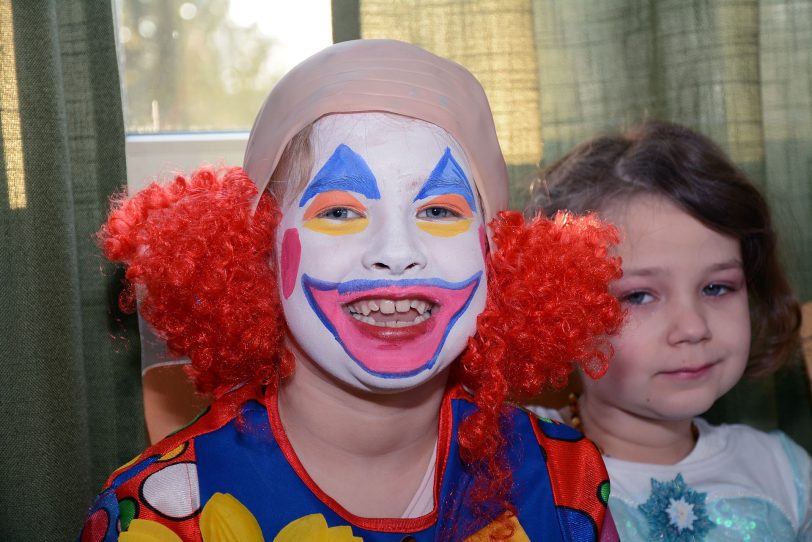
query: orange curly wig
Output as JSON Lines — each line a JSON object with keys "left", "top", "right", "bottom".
{"left": 99, "top": 166, "right": 293, "bottom": 398}
{"left": 457, "top": 209, "right": 623, "bottom": 517}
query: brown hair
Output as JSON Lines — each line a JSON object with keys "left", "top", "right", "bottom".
{"left": 526, "top": 120, "right": 801, "bottom": 376}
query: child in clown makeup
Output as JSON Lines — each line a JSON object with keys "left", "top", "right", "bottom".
{"left": 80, "top": 40, "right": 624, "bottom": 542}
{"left": 277, "top": 113, "right": 488, "bottom": 393}
{"left": 526, "top": 120, "right": 811, "bottom": 541}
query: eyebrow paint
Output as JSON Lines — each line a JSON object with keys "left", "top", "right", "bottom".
{"left": 299, "top": 144, "right": 381, "bottom": 206}
{"left": 414, "top": 147, "right": 477, "bottom": 212}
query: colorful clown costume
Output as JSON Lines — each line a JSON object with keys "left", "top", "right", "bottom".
{"left": 79, "top": 384, "right": 611, "bottom": 542}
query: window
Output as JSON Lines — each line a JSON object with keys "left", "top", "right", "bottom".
{"left": 115, "top": 0, "right": 333, "bottom": 191}
{"left": 115, "top": 0, "right": 332, "bottom": 372}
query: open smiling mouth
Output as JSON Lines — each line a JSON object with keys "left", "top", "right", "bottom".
{"left": 345, "top": 297, "right": 434, "bottom": 328}
{"left": 301, "top": 272, "right": 482, "bottom": 378}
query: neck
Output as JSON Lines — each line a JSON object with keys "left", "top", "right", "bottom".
{"left": 576, "top": 395, "right": 697, "bottom": 465}
{"left": 276, "top": 346, "right": 447, "bottom": 517}
{"left": 278, "top": 352, "right": 448, "bottom": 457}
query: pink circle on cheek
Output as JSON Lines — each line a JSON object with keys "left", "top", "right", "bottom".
{"left": 280, "top": 228, "right": 301, "bottom": 299}
{"left": 479, "top": 225, "right": 488, "bottom": 260}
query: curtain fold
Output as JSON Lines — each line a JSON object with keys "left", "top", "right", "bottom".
{"left": 357, "top": 0, "right": 812, "bottom": 452}
{"left": 357, "top": 0, "right": 544, "bottom": 208}
{"left": 0, "top": 1, "right": 144, "bottom": 539}
{"left": 530, "top": 0, "right": 812, "bottom": 451}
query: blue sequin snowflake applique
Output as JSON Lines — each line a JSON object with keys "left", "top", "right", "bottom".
{"left": 638, "top": 473, "right": 714, "bottom": 541}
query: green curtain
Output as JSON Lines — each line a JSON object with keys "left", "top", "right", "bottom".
{"left": 531, "top": 0, "right": 812, "bottom": 451}
{"left": 0, "top": 1, "right": 144, "bottom": 539}
{"left": 350, "top": 0, "right": 812, "bottom": 452}
{"left": 532, "top": 0, "right": 812, "bottom": 301}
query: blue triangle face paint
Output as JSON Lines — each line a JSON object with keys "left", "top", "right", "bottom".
{"left": 414, "top": 147, "right": 477, "bottom": 212}
{"left": 299, "top": 144, "right": 381, "bottom": 207}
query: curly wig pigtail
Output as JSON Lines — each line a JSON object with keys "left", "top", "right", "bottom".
{"left": 457, "top": 210, "right": 624, "bottom": 517}
{"left": 98, "top": 166, "right": 292, "bottom": 399}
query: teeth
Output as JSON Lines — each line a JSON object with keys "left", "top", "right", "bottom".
{"left": 351, "top": 312, "right": 425, "bottom": 327}
{"left": 346, "top": 298, "right": 435, "bottom": 327}
{"left": 379, "top": 300, "right": 396, "bottom": 314}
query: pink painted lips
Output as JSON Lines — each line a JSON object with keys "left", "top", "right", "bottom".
{"left": 302, "top": 273, "right": 482, "bottom": 377}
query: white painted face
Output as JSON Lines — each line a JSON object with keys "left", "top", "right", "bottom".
{"left": 277, "top": 112, "right": 488, "bottom": 392}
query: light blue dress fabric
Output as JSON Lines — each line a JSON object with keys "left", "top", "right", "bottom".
{"left": 526, "top": 409, "right": 812, "bottom": 541}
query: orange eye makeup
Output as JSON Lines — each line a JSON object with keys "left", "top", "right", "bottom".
{"left": 416, "top": 194, "right": 473, "bottom": 219}
{"left": 303, "top": 191, "right": 368, "bottom": 236}
{"left": 416, "top": 194, "right": 473, "bottom": 237}
{"left": 303, "top": 191, "right": 366, "bottom": 220}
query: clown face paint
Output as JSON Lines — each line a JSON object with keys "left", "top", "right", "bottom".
{"left": 277, "top": 112, "right": 488, "bottom": 393}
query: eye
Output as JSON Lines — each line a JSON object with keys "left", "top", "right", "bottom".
{"left": 703, "top": 283, "right": 732, "bottom": 297}
{"left": 317, "top": 207, "right": 364, "bottom": 220}
{"left": 622, "top": 291, "right": 654, "bottom": 305}
{"left": 416, "top": 206, "right": 462, "bottom": 220}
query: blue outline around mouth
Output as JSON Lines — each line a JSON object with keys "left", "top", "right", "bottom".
{"left": 301, "top": 272, "right": 482, "bottom": 378}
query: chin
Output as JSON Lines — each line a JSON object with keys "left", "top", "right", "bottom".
{"left": 341, "top": 358, "right": 455, "bottom": 395}
{"left": 348, "top": 376, "right": 431, "bottom": 395}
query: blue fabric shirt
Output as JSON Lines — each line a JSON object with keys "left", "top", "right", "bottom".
{"left": 79, "top": 386, "right": 612, "bottom": 541}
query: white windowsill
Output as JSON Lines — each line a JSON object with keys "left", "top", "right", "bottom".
{"left": 125, "top": 132, "right": 249, "bottom": 193}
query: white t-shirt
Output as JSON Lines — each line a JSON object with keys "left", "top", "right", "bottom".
{"left": 528, "top": 407, "right": 812, "bottom": 541}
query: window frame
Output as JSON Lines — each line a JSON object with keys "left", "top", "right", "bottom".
{"left": 125, "top": 132, "right": 249, "bottom": 193}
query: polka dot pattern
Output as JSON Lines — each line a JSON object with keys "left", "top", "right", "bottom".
{"left": 141, "top": 462, "right": 200, "bottom": 519}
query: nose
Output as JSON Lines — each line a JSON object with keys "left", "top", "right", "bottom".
{"left": 362, "top": 217, "right": 427, "bottom": 275}
{"left": 666, "top": 297, "right": 712, "bottom": 345}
